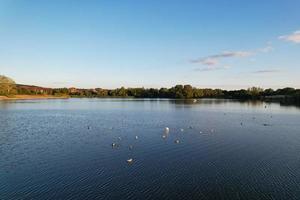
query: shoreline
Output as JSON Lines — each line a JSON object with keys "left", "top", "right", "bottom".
{"left": 0, "top": 95, "right": 69, "bottom": 100}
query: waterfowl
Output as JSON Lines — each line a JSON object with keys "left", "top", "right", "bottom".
{"left": 135, "top": 136, "right": 138, "bottom": 140}
{"left": 127, "top": 158, "right": 133, "bottom": 163}
{"left": 165, "top": 127, "right": 170, "bottom": 133}
{"left": 174, "top": 139, "right": 180, "bottom": 144}
{"left": 263, "top": 123, "right": 271, "bottom": 126}
{"left": 111, "top": 143, "right": 117, "bottom": 148}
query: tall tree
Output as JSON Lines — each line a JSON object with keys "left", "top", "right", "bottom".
{"left": 183, "top": 85, "right": 193, "bottom": 99}
{"left": 0, "top": 75, "right": 16, "bottom": 96}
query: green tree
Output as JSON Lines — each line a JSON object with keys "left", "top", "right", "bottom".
{"left": 183, "top": 85, "right": 193, "bottom": 99}
{"left": 247, "top": 87, "right": 264, "bottom": 98}
{"left": 0, "top": 75, "right": 17, "bottom": 96}
{"left": 174, "top": 85, "right": 184, "bottom": 98}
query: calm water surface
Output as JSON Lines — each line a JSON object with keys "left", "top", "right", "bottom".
{"left": 1, "top": 99, "right": 300, "bottom": 200}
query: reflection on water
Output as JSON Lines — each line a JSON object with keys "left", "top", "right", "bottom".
{"left": 1, "top": 98, "right": 300, "bottom": 200}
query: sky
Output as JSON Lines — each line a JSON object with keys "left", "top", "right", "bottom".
{"left": 0, "top": 0, "right": 300, "bottom": 89}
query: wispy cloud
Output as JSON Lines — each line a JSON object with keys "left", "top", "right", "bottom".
{"left": 252, "top": 69, "right": 281, "bottom": 74}
{"left": 193, "top": 57, "right": 219, "bottom": 66}
{"left": 279, "top": 30, "right": 300, "bottom": 43}
{"left": 191, "top": 43, "right": 274, "bottom": 71}
{"left": 259, "top": 43, "right": 274, "bottom": 53}
{"left": 191, "top": 51, "right": 253, "bottom": 66}
{"left": 194, "top": 65, "right": 230, "bottom": 72}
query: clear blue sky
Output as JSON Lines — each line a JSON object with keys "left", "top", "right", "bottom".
{"left": 1, "top": 0, "right": 300, "bottom": 89}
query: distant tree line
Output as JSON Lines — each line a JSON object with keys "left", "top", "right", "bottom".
{"left": 1, "top": 75, "right": 299, "bottom": 103}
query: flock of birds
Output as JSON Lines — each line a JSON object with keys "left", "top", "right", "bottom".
{"left": 104, "top": 105, "right": 273, "bottom": 164}
{"left": 110, "top": 127, "right": 173, "bottom": 164}
{"left": 109, "top": 126, "right": 215, "bottom": 164}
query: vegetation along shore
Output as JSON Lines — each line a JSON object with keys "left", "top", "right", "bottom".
{"left": 1, "top": 75, "right": 299, "bottom": 103}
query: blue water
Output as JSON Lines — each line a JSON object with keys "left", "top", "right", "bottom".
{"left": 1, "top": 99, "right": 300, "bottom": 200}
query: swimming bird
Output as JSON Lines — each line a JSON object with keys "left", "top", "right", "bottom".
{"left": 135, "top": 136, "right": 138, "bottom": 140}
{"left": 174, "top": 139, "right": 180, "bottom": 144}
{"left": 127, "top": 158, "right": 133, "bottom": 163}
{"left": 111, "top": 143, "right": 117, "bottom": 148}
{"left": 263, "top": 123, "right": 271, "bottom": 126}
{"left": 165, "top": 127, "right": 170, "bottom": 133}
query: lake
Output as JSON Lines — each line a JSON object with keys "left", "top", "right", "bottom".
{"left": 1, "top": 98, "right": 300, "bottom": 200}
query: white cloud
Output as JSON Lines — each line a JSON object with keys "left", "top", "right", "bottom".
{"left": 259, "top": 44, "right": 274, "bottom": 53}
{"left": 198, "top": 58, "right": 219, "bottom": 66}
{"left": 279, "top": 30, "right": 300, "bottom": 43}
{"left": 191, "top": 50, "right": 253, "bottom": 66}
{"left": 191, "top": 43, "right": 274, "bottom": 72}
{"left": 252, "top": 69, "right": 280, "bottom": 74}
{"left": 194, "top": 65, "right": 230, "bottom": 71}
{"left": 216, "top": 51, "right": 253, "bottom": 58}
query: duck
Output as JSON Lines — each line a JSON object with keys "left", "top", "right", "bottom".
{"left": 127, "top": 158, "right": 133, "bottom": 163}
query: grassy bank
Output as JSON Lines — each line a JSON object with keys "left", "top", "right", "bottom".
{"left": 0, "top": 95, "right": 69, "bottom": 100}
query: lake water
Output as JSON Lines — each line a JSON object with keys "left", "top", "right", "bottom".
{"left": 1, "top": 99, "right": 300, "bottom": 200}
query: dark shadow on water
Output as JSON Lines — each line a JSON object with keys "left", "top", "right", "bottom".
{"left": 169, "top": 98, "right": 300, "bottom": 110}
